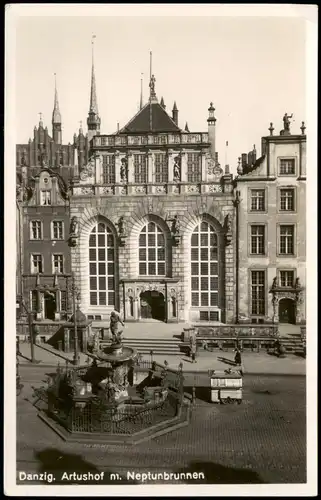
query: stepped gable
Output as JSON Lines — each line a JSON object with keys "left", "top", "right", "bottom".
{"left": 118, "top": 102, "right": 181, "bottom": 134}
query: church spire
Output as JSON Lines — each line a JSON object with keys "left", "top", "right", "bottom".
{"left": 89, "top": 36, "right": 98, "bottom": 115}
{"left": 52, "top": 73, "right": 62, "bottom": 144}
{"left": 87, "top": 35, "right": 101, "bottom": 141}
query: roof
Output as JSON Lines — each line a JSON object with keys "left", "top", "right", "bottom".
{"left": 118, "top": 102, "right": 181, "bottom": 134}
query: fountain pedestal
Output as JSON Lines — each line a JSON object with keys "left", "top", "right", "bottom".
{"left": 95, "top": 341, "right": 137, "bottom": 403}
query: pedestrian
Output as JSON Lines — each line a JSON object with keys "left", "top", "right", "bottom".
{"left": 190, "top": 342, "right": 197, "bottom": 363}
{"left": 234, "top": 347, "right": 242, "bottom": 366}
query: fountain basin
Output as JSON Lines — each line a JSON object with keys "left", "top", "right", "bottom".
{"left": 96, "top": 344, "right": 137, "bottom": 364}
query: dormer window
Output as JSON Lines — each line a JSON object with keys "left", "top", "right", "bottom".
{"left": 41, "top": 190, "right": 51, "bottom": 206}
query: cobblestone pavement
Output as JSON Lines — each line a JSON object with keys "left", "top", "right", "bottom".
{"left": 16, "top": 370, "right": 306, "bottom": 485}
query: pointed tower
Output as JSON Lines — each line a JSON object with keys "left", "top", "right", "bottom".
{"left": 185, "top": 122, "right": 189, "bottom": 132}
{"left": 52, "top": 74, "right": 62, "bottom": 145}
{"left": 172, "top": 102, "right": 178, "bottom": 125}
{"left": 207, "top": 102, "right": 216, "bottom": 160}
{"left": 87, "top": 36, "right": 101, "bottom": 142}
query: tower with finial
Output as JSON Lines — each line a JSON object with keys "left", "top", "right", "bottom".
{"left": 52, "top": 74, "right": 62, "bottom": 145}
{"left": 207, "top": 102, "right": 217, "bottom": 160}
{"left": 172, "top": 101, "right": 178, "bottom": 126}
{"left": 87, "top": 35, "right": 101, "bottom": 142}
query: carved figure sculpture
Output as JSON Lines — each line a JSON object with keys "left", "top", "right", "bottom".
{"left": 116, "top": 216, "right": 126, "bottom": 237}
{"left": 173, "top": 156, "right": 181, "bottom": 181}
{"left": 283, "top": 113, "right": 293, "bottom": 132}
{"left": 109, "top": 311, "right": 124, "bottom": 345}
{"left": 70, "top": 216, "right": 79, "bottom": 236}
{"left": 120, "top": 158, "right": 128, "bottom": 183}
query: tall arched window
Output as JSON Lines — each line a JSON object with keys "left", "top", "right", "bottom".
{"left": 191, "top": 221, "right": 219, "bottom": 308}
{"left": 89, "top": 222, "right": 115, "bottom": 306}
{"left": 139, "top": 222, "right": 166, "bottom": 276}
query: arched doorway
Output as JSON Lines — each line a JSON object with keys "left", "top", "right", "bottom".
{"left": 279, "top": 298, "right": 296, "bottom": 324}
{"left": 140, "top": 291, "right": 166, "bottom": 322}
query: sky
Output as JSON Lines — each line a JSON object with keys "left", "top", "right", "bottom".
{"left": 13, "top": 8, "right": 307, "bottom": 172}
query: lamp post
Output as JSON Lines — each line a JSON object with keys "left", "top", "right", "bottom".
{"left": 17, "top": 296, "right": 37, "bottom": 363}
{"left": 70, "top": 273, "right": 81, "bottom": 366}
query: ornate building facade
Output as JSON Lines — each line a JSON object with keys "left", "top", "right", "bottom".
{"left": 16, "top": 62, "right": 99, "bottom": 327}
{"left": 68, "top": 75, "right": 236, "bottom": 324}
{"left": 235, "top": 116, "right": 306, "bottom": 325}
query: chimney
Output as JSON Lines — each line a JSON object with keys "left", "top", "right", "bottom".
{"left": 241, "top": 153, "right": 248, "bottom": 167}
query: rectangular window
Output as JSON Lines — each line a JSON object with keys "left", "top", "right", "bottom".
{"left": 251, "top": 271, "right": 265, "bottom": 315}
{"left": 40, "top": 190, "right": 51, "bottom": 206}
{"left": 250, "top": 190, "right": 265, "bottom": 211}
{"left": 30, "top": 221, "right": 42, "bottom": 240}
{"left": 52, "top": 254, "right": 64, "bottom": 274}
{"left": 187, "top": 153, "right": 201, "bottom": 182}
{"left": 52, "top": 221, "right": 64, "bottom": 240}
{"left": 102, "top": 155, "right": 115, "bottom": 184}
{"left": 279, "top": 270, "right": 294, "bottom": 288}
{"left": 280, "top": 189, "right": 295, "bottom": 211}
{"left": 31, "top": 254, "right": 43, "bottom": 274}
{"left": 250, "top": 225, "right": 265, "bottom": 255}
{"left": 279, "top": 225, "right": 294, "bottom": 255}
{"left": 60, "top": 290, "right": 67, "bottom": 311}
{"left": 154, "top": 153, "right": 168, "bottom": 183}
{"left": 134, "top": 154, "right": 147, "bottom": 183}
{"left": 30, "top": 290, "right": 38, "bottom": 311}
{"left": 279, "top": 159, "right": 295, "bottom": 175}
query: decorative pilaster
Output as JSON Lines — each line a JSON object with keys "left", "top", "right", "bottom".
{"left": 127, "top": 151, "right": 133, "bottom": 183}
{"left": 94, "top": 153, "right": 101, "bottom": 184}
{"left": 36, "top": 290, "right": 42, "bottom": 320}
{"left": 114, "top": 151, "right": 121, "bottom": 184}
{"left": 54, "top": 289, "right": 61, "bottom": 321}
{"left": 180, "top": 152, "right": 187, "bottom": 183}
{"left": 167, "top": 150, "right": 174, "bottom": 182}
{"left": 201, "top": 152, "right": 207, "bottom": 182}
{"left": 147, "top": 151, "right": 153, "bottom": 192}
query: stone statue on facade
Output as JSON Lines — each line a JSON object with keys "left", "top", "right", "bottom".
{"left": 167, "top": 215, "right": 181, "bottom": 245}
{"left": 225, "top": 213, "right": 232, "bottom": 245}
{"left": 272, "top": 277, "right": 278, "bottom": 289}
{"left": 166, "top": 214, "right": 179, "bottom": 237}
{"left": 173, "top": 156, "right": 181, "bottom": 182}
{"left": 70, "top": 216, "right": 79, "bottom": 236}
{"left": 120, "top": 158, "right": 128, "bottom": 183}
{"left": 68, "top": 216, "right": 79, "bottom": 247}
{"left": 116, "top": 216, "right": 127, "bottom": 247}
{"left": 283, "top": 113, "right": 293, "bottom": 132}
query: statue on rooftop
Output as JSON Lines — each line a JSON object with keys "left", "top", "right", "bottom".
{"left": 283, "top": 113, "right": 293, "bottom": 132}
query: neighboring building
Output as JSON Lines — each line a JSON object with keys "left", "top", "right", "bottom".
{"left": 17, "top": 166, "right": 72, "bottom": 322}
{"left": 16, "top": 78, "right": 91, "bottom": 172}
{"left": 69, "top": 72, "right": 236, "bottom": 324}
{"left": 235, "top": 116, "right": 306, "bottom": 326}
{"left": 16, "top": 60, "right": 100, "bottom": 330}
